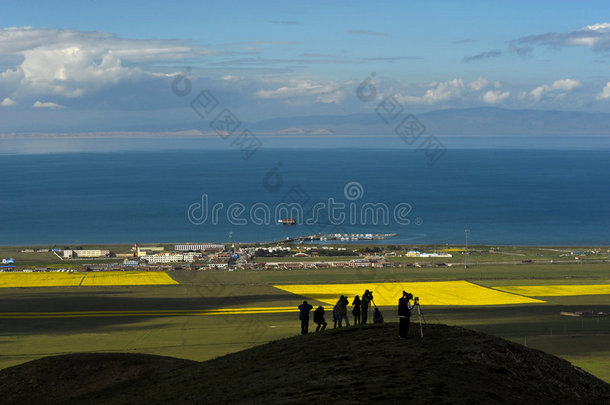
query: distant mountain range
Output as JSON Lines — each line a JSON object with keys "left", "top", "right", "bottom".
{"left": 247, "top": 107, "right": 610, "bottom": 136}
{"left": 2, "top": 107, "right": 610, "bottom": 137}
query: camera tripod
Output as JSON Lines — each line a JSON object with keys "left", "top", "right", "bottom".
{"left": 413, "top": 299, "right": 426, "bottom": 338}
{"left": 362, "top": 299, "right": 376, "bottom": 324}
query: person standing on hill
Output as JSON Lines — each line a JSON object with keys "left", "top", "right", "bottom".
{"left": 336, "top": 295, "right": 350, "bottom": 327}
{"left": 298, "top": 300, "right": 313, "bottom": 335}
{"left": 313, "top": 306, "right": 327, "bottom": 332}
{"left": 398, "top": 291, "right": 413, "bottom": 339}
{"left": 352, "top": 295, "right": 362, "bottom": 325}
{"left": 332, "top": 305, "right": 340, "bottom": 328}
{"left": 361, "top": 290, "right": 373, "bottom": 324}
{"left": 341, "top": 295, "right": 351, "bottom": 327}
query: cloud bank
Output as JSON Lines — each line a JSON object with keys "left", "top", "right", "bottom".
{"left": 513, "top": 22, "right": 610, "bottom": 52}
{"left": 0, "top": 27, "right": 206, "bottom": 100}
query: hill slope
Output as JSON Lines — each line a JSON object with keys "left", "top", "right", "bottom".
{"left": 1, "top": 324, "right": 609, "bottom": 404}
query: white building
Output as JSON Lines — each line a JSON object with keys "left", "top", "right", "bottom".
{"left": 73, "top": 250, "right": 110, "bottom": 258}
{"left": 419, "top": 252, "right": 453, "bottom": 258}
{"left": 175, "top": 243, "right": 225, "bottom": 251}
{"left": 63, "top": 250, "right": 73, "bottom": 259}
{"left": 207, "top": 263, "right": 228, "bottom": 269}
{"left": 142, "top": 253, "right": 195, "bottom": 264}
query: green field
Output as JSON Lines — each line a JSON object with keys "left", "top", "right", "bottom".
{"left": 0, "top": 262, "right": 608, "bottom": 382}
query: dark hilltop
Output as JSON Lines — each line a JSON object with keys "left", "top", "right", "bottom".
{"left": 0, "top": 323, "right": 608, "bottom": 404}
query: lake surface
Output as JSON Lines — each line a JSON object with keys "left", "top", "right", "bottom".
{"left": 1, "top": 136, "right": 609, "bottom": 245}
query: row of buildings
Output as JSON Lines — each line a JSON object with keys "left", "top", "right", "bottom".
{"left": 199, "top": 258, "right": 453, "bottom": 271}
{"left": 53, "top": 243, "right": 226, "bottom": 262}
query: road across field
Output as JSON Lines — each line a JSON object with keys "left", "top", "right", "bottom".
{"left": 0, "top": 307, "right": 302, "bottom": 318}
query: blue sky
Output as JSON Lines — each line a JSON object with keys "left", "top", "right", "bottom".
{"left": 1, "top": 0, "right": 610, "bottom": 132}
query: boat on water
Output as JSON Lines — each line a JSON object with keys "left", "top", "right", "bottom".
{"left": 278, "top": 218, "right": 297, "bottom": 225}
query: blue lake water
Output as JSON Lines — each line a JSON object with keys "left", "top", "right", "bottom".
{"left": 1, "top": 137, "right": 609, "bottom": 245}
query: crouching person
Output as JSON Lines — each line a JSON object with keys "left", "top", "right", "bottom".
{"left": 314, "top": 306, "right": 327, "bottom": 332}
{"left": 373, "top": 307, "right": 384, "bottom": 324}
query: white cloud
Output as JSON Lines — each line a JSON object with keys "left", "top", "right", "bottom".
{"left": 597, "top": 82, "right": 610, "bottom": 100}
{"left": 424, "top": 79, "right": 465, "bottom": 102}
{"left": 0, "top": 97, "right": 16, "bottom": 106}
{"left": 530, "top": 85, "right": 548, "bottom": 102}
{"left": 552, "top": 78, "right": 581, "bottom": 91}
{"left": 399, "top": 79, "right": 465, "bottom": 104}
{"left": 256, "top": 79, "right": 340, "bottom": 99}
{"left": 529, "top": 78, "right": 581, "bottom": 102}
{"left": 483, "top": 90, "right": 510, "bottom": 104}
{"left": 33, "top": 100, "right": 64, "bottom": 109}
{"left": 468, "top": 77, "right": 490, "bottom": 91}
{"left": 0, "top": 27, "right": 206, "bottom": 98}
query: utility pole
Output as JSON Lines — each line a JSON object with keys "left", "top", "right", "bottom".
{"left": 228, "top": 231, "right": 235, "bottom": 270}
{"left": 465, "top": 229, "right": 470, "bottom": 268}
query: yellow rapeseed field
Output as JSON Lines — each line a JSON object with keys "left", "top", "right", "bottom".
{"left": 0, "top": 272, "right": 84, "bottom": 288}
{"left": 0, "top": 271, "right": 178, "bottom": 288}
{"left": 493, "top": 284, "right": 610, "bottom": 297}
{"left": 274, "top": 281, "right": 544, "bottom": 306}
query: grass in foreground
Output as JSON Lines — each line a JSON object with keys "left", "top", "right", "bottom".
{"left": 1, "top": 324, "right": 608, "bottom": 405}
{"left": 0, "top": 264, "right": 608, "bottom": 383}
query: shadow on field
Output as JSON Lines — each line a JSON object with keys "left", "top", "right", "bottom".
{"left": 0, "top": 318, "right": 181, "bottom": 335}
{"left": 0, "top": 293, "right": 291, "bottom": 312}
{"left": 0, "top": 291, "right": 295, "bottom": 334}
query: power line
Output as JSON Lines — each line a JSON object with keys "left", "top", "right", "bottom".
{"left": 465, "top": 229, "right": 470, "bottom": 268}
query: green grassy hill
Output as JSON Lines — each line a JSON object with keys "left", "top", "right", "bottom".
{"left": 1, "top": 323, "right": 608, "bottom": 404}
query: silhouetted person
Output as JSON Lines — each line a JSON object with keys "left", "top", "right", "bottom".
{"left": 373, "top": 307, "right": 384, "bottom": 324}
{"left": 336, "top": 295, "right": 350, "bottom": 327}
{"left": 313, "top": 306, "right": 327, "bottom": 332}
{"left": 332, "top": 305, "right": 339, "bottom": 328}
{"left": 352, "top": 295, "right": 362, "bottom": 325}
{"left": 298, "top": 300, "right": 313, "bottom": 335}
{"left": 398, "top": 291, "right": 413, "bottom": 338}
{"left": 361, "top": 290, "right": 373, "bottom": 324}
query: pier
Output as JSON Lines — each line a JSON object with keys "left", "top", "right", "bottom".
{"left": 268, "top": 233, "right": 397, "bottom": 244}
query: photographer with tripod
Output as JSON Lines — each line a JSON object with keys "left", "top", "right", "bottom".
{"left": 398, "top": 291, "right": 413, "bottom": 339}
{"left": 361, "top": 289, "right": 373, "bottom": 324}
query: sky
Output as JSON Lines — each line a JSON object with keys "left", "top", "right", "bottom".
{"left": 1, "top": 0, "right": 610, "bottom": 132}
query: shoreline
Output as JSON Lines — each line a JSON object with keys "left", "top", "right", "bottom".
{"left": 1, "top": 242, "right": 609, "bottom": 248}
